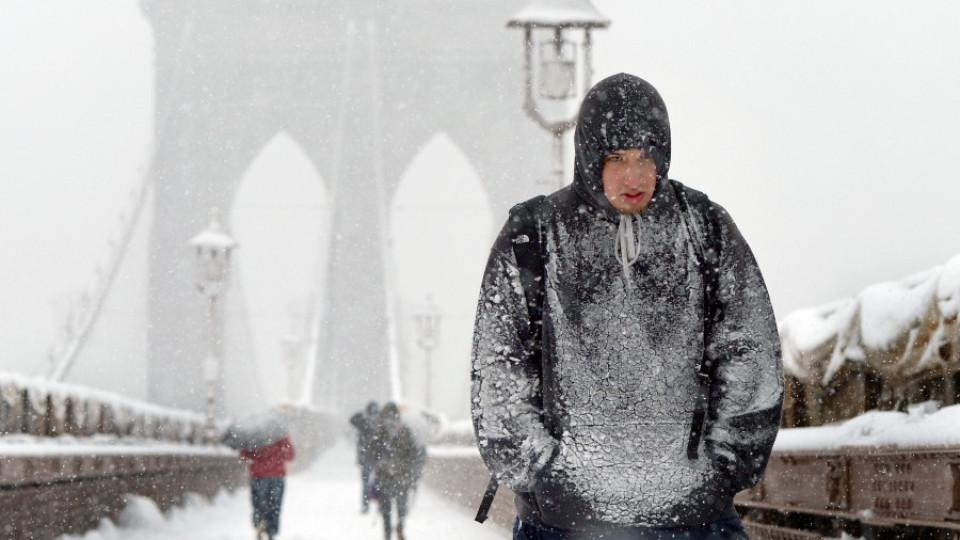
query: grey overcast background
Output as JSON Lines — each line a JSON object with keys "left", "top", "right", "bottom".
{"left": 2, "top": 1, "right": 959, "bottom": 401}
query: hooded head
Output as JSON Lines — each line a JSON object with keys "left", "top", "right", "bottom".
{"left": 573, "top": 73, "right": 671, "bottom": 214}
{"left": 380, "top": 401, "right": 400, "bottom": 423}
{"left": 365, "top": 401, "right": 380, "bottom": 416}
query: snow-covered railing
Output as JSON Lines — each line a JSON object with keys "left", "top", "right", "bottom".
{"left": 0, "top": 372, "right": 206, "bottom": 444}
{"left": 780, "top": 254, "right": 960, "bottom": 388}
{"left": 0, "top": 373, "right": 245, "bottom": 538}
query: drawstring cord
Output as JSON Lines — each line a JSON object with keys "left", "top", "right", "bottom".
{"left": 613, "top": 214, "right": 642, "bottom": 285}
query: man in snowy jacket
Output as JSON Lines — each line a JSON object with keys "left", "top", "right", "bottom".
{"left": 471, "top": 73, "right": 783, "bottom": 538}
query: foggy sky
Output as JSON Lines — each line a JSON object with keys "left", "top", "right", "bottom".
{"left": 2, "top": 1, "right": 959, "bottom": 408}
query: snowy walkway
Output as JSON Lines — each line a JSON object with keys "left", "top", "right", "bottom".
{"left": 62, "top": 440, "right": 510, "bottom": 540}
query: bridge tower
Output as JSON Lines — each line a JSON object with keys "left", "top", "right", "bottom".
{"left": 141, "top": 0, "right": 551, "bottom": 415}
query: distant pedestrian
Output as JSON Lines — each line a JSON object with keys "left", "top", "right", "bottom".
{"left": 240, "top": 435, "right": 295, "bottom": 540}
{"left": 372, "top": 402, "right": 426, "bottom": 540}
{"left": 350, "top": 400, "right": 382, "bottom": 513}
{"left": 225, "top": 409, "right": 297, "bottom": 540}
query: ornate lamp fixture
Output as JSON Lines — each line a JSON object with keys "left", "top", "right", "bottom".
{"left": 508, "top": 0, "right": 610, "bottom": 188}
{"left": 189, "top": 207, "right": 237, "bottom": 441}
{"left": 414, "top": 295, "right": 441, "bottom": 410}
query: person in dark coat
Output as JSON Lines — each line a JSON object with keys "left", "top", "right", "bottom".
{"left": 372, "top": 402, "right": 426, "bottom": 540}
{"left": 240, "top": 436, "right": 296, "bottom": 540}
{"left": 350, "top": 400, "right": 381, "bottom": 513}
{"left": 471, "top": 73, "right": 783, "bottom": 539}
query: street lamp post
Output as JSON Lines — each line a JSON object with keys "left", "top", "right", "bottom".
{"left": 507, "top": 0, "right": 610, "bottom": 190}
{"left": 414, "top": 296, "right": 441, "bottom": 410}
{"left": 189, "top": 207, "right": 238, "bottom": 443}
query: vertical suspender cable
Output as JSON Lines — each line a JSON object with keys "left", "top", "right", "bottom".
{"left": 47, "top": 8, "right": 196, "bottom": 382}
{"left": 298, "top": 20, "right": 356, "bottom": 408}
{"left": 366, "top": 19, "right": 405, "bottom": 404}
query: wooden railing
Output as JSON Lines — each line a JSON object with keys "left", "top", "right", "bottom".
{"left": 0, "top": 375, "right": 257, "bottom": 538}
{"left": 736, "top": 447, "right": 960, "bottom": 539}
{"left": 0, "top": 373, "right": 346, "bottom": 538}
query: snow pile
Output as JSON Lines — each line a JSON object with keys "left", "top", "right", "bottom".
{"left": 779, "top": 255, "right": 960, "bottom": 386}
{"left": 58, "top": 491, "right": 235, "bottom": 540}
{"left": 774, "top": 402, "right": 960, "bottom": 452}
{"left": 859, "top": 268, "right": 939, "bottom": 352}
{"left": 779, "top": 299, "right": 858, "bottom": 385}
{"left": 937, "top": 254, "right": 960, "bottom": 320}
{"left": 112, "top": 494, "right": 169, "bottom": 529}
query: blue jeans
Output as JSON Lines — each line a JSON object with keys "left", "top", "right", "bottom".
{"left": 513, "top": 517, "right": 749, "bottom": 540}
{"left": 251, "top": 477, "right": 285, "bottom": 536}
{"left": 361, "top": 462, "right": 374, "bottom": 507}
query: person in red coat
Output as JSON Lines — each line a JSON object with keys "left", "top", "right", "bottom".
{"left": 240, "top": 436, "right": 296, "bottom": 540}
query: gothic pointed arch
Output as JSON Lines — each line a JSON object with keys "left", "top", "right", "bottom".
{"left": 390, "top": 132, "right": 493, "bottom": 418}
{"left": 229, "top": 130, "right": 330, "bottom": 408}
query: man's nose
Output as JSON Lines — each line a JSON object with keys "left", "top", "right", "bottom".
{"left": 624, "top": 165, "right": 644, "bottom": 188}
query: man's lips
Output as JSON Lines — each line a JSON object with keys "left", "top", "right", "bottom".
{"left": 623, "top": 192, "right": 645, "bottom": 203}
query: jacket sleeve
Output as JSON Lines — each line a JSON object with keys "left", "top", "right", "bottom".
{"left": 470, "top": 216, "right": 559, "bottom": 492}
{"left": 705, "top": 204, "right": 784, "bottom": 495}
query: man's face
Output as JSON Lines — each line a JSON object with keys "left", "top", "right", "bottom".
{"left": 601, "top": 148, "right": 658, "bottom": 214}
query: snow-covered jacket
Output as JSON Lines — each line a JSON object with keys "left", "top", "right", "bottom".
{"left": 471, "top": 73, "right": 783, "bottom": 531}
{"left": 373, "top": 420, "right": 426, "bottom": 498}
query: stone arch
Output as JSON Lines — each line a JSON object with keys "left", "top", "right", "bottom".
{"left": 389, "top": 132, "right": 493, "bottom": 418}
{"left": 229, "top": 130, "right": 330, "bottom": 409}
{"left": 143, "top": 0, "right": 558, "bottom": 415}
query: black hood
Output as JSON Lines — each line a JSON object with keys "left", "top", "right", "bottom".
{"left": 572, "top": 73, "right": 671, "bottom": 214}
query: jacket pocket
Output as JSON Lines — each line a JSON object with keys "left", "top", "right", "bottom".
{"left": 536, "top": 421, "right": 733, "bottom": 526}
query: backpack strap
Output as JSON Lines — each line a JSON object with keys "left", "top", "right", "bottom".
{"left": 670, "top": 180, "right": 724, "bottom": 460}
{"left": 475, "top": 195, "right": 545, "bottom": 525}
{"left": 509, "top": 195, "right": 547, "bottom": 353}
{"left": 474, "top": 475, "right": 499, "bottom": 524}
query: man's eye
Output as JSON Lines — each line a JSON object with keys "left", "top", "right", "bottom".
{"left": 605, "top": 155, "right": 622, "bottom": 162}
